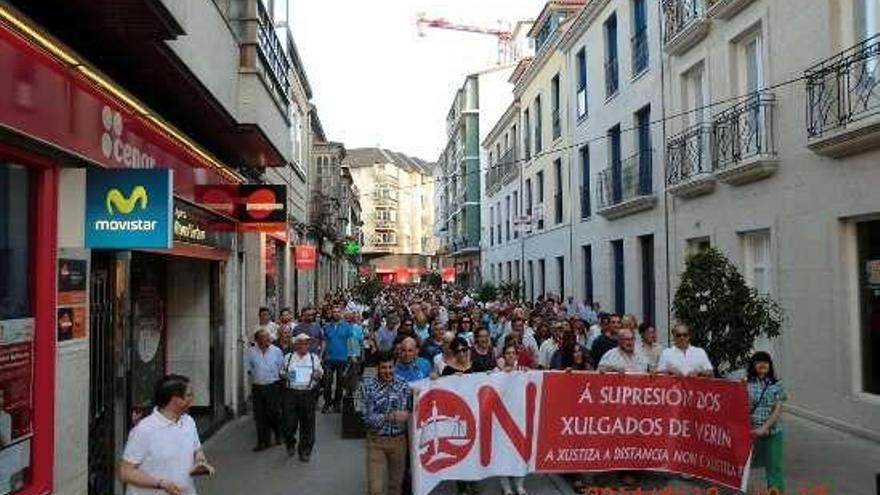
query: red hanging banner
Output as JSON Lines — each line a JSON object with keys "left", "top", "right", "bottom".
{"left": 294, "top": 245, "right": 317, "bottom": 271}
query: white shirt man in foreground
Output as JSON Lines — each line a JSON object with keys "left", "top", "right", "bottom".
{"left": 281, "top": 333, "right": 324, "bottom": 461}
{"left": 119, "top": 374, "right": 213, "bottom": 495}
{"left": 657, "top": 323, "right": 714, "bottom": 377}
{"left": 597, "top": 328, "right": 649, "bottom": 372}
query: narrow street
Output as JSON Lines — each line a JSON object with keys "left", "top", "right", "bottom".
{"left": 197, "top": 410, "right": 880, "bottom": 495}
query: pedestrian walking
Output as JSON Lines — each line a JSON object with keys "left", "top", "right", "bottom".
{"left": 657, "top": 324, "right": 714, "bottom": 377}
{"left": 246, "top": 330, "right": 284, "bottom": 451}
{"left": 637, "top": 322, "right": 662, "bottom": 371}
{"left": 597, "top": 328, "right": 649, "bottom": 373}
{"left": 438, "top": 337, "right": 477, "bottom": 495}
{"left": 394, "top": 336, "right": 432, "bottom": 382}
{"left": 256, "top": 307, "right": 278, "bottom": 343}
{"left": 361, "top": 351, "right": 412, "bottom": 495}
{"left": 590, "top": 313, "right": 620, "bottom": 366}
{"left": 496, "top": 343, "right": 527, "bottom": 495}
{"left": 747, "top": 351, "right": 786, "bottom": 493}
{"left": 471, "top": 327, "right": 496, "bottom": 372}
{"left": 293, "top": 308, "right": 325, "bottom": 355}
{"left": 280, "top": 334, "right": 323, "bottom": 462}
{"left": 118, "top": 374, "right": 214, "bottom": 495}
{"left": 322, "top": 306, "right": 352, "bottom": 413}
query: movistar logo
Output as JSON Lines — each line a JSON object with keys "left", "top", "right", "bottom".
{"left": 106, "top": 185, "right": 148, "bottom": 215}
{"left": 95, "top": 185, "right": 157, "bottom": 232}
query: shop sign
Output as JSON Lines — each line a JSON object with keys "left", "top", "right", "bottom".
{"left": 0, "top": 27, "right": 235, "bottom": 198}
{"left": 343, "top": 240, "right": 361, "bottom": 256}
{"left": 195, "top": 184, "right": 287, "bottom": 233}
{"left": 85, "top": 169, "right": 173, "bottom": 249}
{"left": 441, "top": 266, "right": 456, "bottom": 282}
{"left": 57, "top": 252, "right": 89, "bottom": 343}
{"left": 867, "top": 259, "right": 880, "bottom": 286}
{"left": 294, "top": 245, "right": 317, "bottom": 271}
{"left": 173, "top": 200, "right": 233, "bottom": 249}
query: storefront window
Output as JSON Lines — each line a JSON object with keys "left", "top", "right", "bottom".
{"left": 0, "top": 162, "right": 34, "bottom": 493}
{"left": 859, "top": 220, "right": 880, "bottom": 394}
{"left": 0, "top": 163, "right": 31, "bottom": 320}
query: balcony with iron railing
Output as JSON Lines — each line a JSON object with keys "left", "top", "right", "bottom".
{"left": 805, "top": 34, "right": 880, "bottom": 157}
{"left": 500, "top": 149, "right": 518, "bottom": 183}
{"left": 596, "top": 149, "right": 657, "bottom": 219}
{"left": 373, "top": 194, "right": 399, "bottom": 207}
{"left": 631, "top": 28, "right": 650, "bottom": 77}
{"left": 662, "top": 0, "right": 710, "bottom": 55}
{"left": 712, "top": 93, "right": 777, "bottom": 184}
{"left": 254, "top": 0, "right": 291, "bottom": 104}
{"left": 605, "top": 56, "right": 619, "bottom": 98}
{"left": 705, "top": 0, "right": 757, "bottom": 20}
{"left": 666, "top": 123, "right": 715, "bottom": 197}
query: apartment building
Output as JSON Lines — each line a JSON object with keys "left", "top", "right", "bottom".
{"left": 480, "top": 0, "right": 880, "bottom": 439}
{"left": 482, "top": 0, "right": 585, "bottom": 301}
{"left": 435, "top": 66, "right": 517, "bottom": 287}
{"left": 560, "top": 0, "right": 668, "bottom": 327}
{"left": 660, "top": 0, "right": 880, "bottom": 438}
{"left": 311, "top": 132, "right": 363, "bottom": 297}
{"left": 347, "top": 148, "right": 435, "bottom": 283}
{"left": 0, "top": 0, "right": 323, "bottom": 493}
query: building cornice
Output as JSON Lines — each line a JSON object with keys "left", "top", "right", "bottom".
{"left": 558, "top": 0, "right": 611, "bottom": 52}
{"left": 513, "top": 14, "right": 577, "bottom": 97}
{"left": 482, "top": 100, "right": 520, "bottom": 148}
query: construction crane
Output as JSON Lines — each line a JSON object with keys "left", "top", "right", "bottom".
{"left": 416, "top": 13, "right": 516, "bottom": 65}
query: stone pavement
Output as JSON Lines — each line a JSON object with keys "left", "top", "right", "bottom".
{"left": 196, "top": 411, "right": 880, "bottom": 495}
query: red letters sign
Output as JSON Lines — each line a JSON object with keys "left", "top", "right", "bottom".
{"left": 294, "top": 245, "right": 317, "bottom": 271}
{"left": 411, "top": 372, "right": 752, "bottom": 495}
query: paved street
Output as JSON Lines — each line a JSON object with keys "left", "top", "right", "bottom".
{"left": 197, "top": 410, "right": 880, "bottom": 495}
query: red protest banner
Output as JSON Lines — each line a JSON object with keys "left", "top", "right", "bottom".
{"left": 410, "top": 371, "right": 752, "bottom": 495}
{"left": 537, "top": 372, "right": 752, "bottom": 489}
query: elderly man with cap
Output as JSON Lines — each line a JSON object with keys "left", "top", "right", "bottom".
{"left": 280, "top": 333, "right": 323, "bottom": 461}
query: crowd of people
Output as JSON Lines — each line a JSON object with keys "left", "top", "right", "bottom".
{"left": 116, "top": 282, "right": 787, "bottom": 495}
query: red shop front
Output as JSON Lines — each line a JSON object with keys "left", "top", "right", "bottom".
{"left": 0, "top": 10, "right": 240, "bottom": 495}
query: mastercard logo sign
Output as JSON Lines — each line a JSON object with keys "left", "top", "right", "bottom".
{"left": 194, "top": 185, "right": 287, "bottom": 225}
{"left": 244, "top": 187, "right": 284, "bottom": 220}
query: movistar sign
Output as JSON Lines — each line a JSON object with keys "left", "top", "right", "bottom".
{"left": 85, "top": 169, "right": 173, "bottom": 248}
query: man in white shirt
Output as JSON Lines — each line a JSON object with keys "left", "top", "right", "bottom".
{"left": 256, "top": 307, "right": 278, "bottom": 343}
{"left": 598, "top": 329, "right": 649, "bottom": 373}
{"left": 657, "top": 324, "right": 714, "bottom": 377}
{"left": 537, "top": 324, "right": 563, "bottom": 369}
{"left": 246, "top": 330, "right": 284, "bottom": 451}
{"left": 119, "top": 374, "right": 214, "bottom": 495}
{"left": 280, "top": 334, "right": 324, "bottom": 462}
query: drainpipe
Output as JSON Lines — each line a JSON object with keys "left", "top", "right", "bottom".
{"left": 657, "top": 0, "right": 673, "bottom": 344}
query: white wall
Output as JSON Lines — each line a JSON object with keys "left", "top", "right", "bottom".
{"left": 53, "top": 169, "right": 88, "bottom": 495}
{"left": 166, "top": 258, "right": 212, "bottom": 407}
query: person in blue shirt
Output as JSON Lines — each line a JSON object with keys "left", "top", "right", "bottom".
{"left": 419, "top": 321, "right": 446, "bottom": 361}
{"left": 393, "top": 337, "right": 431, "bottom": 382}
{"left": 321, "top": 306, "right": 352, "bottom": 413}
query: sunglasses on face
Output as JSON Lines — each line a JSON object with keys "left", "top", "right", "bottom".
{"left": 674, "top": 333, "right": 689, "bottom": 338}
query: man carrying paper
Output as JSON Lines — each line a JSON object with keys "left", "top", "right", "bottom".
{"left": 280, "top": 333, "right": 324, "bottom": 462}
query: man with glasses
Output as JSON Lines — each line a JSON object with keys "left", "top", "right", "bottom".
{"left": 657, "top": 323, "right": 714, "bottom": 377}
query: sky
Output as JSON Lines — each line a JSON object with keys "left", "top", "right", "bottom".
{"left": 289, "top": 0, "right": 546, "bottom": 163}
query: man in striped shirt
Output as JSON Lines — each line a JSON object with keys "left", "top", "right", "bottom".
{"left": 361, "top": 351, "right": 412, "bottom": 495}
